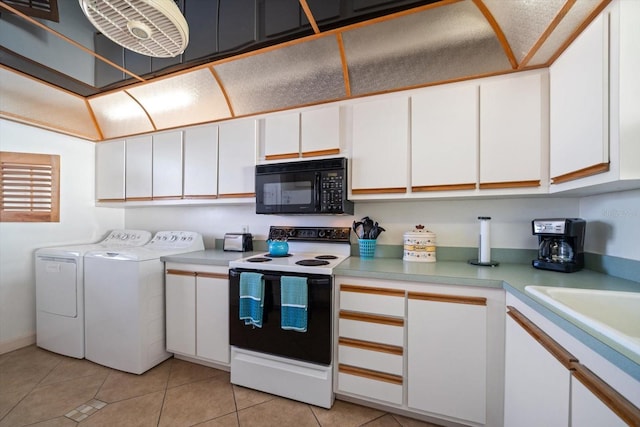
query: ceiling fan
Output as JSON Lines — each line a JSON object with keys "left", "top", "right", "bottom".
{"left": 78, "top": 0, "right": 189, "bottom": 58}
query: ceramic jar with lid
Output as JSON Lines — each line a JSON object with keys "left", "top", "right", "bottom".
{"left": 403, "top": 225, "right": 436, "bottom": 262}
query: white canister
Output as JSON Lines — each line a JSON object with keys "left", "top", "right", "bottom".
{"left": 403, "top": 225, "right": 437, "bottom": 262}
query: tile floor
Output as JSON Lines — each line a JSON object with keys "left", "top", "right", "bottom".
{"left": 0, "top": 345, "right": 442, "bottom": 427}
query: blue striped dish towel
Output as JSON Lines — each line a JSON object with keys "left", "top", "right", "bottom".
{"left": 239, "top": 272, "right": 265, "bottom": 328}
{"left": 280, "top": 276, "right": 308, "bottom": 332}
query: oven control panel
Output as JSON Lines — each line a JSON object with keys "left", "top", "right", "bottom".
{"left": 268, "top": 226, "right": 351, "bottom": 243}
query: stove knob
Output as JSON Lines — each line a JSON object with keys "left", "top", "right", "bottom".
{"left": 318, "top": 230, "right": 326, "bottom": 238}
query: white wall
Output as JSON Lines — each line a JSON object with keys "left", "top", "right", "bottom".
{"left": 124, "top": 197, "right": 581, "bottom": 252}
{"left": 579, "top": 189, "right": 640, "bottom": 260}
{"left": 0, "top": 120, "right": 123, "bottom": 353}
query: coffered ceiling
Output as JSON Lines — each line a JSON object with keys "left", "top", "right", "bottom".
{"left": 0, "top": 0, "right": 609, "bottom": 141}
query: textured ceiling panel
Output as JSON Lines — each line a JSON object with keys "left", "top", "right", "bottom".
{"left": 527, "top": 0, "right": 602, "bottom": 66}
{"left": 88, "top": 91, "right": 154, "bottom": 139}
{"left": 484, "top": 0, "right": 566, "bottom": 65}
{"left": 214, "top": 35, "right": 345, "bottom": 116}
{"left": 342, "top": 1, "right": 512, "bottom": 96}
{"left": 0, "top": 68, "right": 100, "bottom": 140}
{"left": 127, "top": 68, "right": 231, "bottom": 129}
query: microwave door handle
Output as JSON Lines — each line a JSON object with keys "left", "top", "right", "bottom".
{"left": 315, "top": 173, "right": 321, "bottom": 211}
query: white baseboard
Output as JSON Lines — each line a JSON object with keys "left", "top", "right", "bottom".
{"left": 0, "top": 333, "right": 36, "bottom": 355}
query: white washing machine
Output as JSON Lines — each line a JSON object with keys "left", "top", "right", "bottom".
{"left": 34, "top": 230, "right": 152, "bottom": 358}
{"left": 84, "top": 231, "right": 204, "bottom": 374}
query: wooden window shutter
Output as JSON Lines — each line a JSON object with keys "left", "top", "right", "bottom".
{"left": 0, "top": 151, "right": 60, "bottom": 222}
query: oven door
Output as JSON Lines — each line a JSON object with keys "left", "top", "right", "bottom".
{"left": 255, "top": 170, "right": 319, "bottom": 214}
{"left": 229, "top": 268, "right": 331, "bottom": 365}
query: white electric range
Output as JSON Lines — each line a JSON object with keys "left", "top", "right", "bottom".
{"left": 228, "top": 225, "right": 351, "bottom": 409}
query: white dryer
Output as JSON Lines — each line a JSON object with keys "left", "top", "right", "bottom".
{"left": 84, "top": 231, "right": 204, "bottom": 374}
{"left": 35, "top": 230, "right": 152, "bottom": 358}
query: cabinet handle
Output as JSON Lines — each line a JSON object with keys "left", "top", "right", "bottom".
{"left": 218, "top": 192, "right": 256, "bottom": 198}
{"left": 166, "top": 269, "right": 196, "bottom": 277}
{"left": 551, "top": 162, "right": 610, "bottom": 184}
{"left": 572, "top": 363, "right": 640, "bottom": 425}
{"left": 339, "top": 337, "right": 403, "bottom": 356}
{"left": 339, "top": 310, "right": 404, "bottom": 327}
{"left": 339, "top": 364, "right": 403, "bottom": 385}
{"left": 352, "top": 187, "right": 407, "bottom": 195}
{"left": 412, "top": 183, "right": 476, "bottom": 192}
{"left": 479, "top": 180, "right": 540, "bottom": 189}
{"left": 408, "top": 291, "right": 486, "bottom": 306}
{"left": 265, "top": 153, "right": 299, "bottom": 161}
{"left": 341, "top": 284, "right": 405, "bottom": 297}
{"left": 506, "top": 306, "right": 577, "bottom": 369}
{"left": 302, "top": 148, "right": 340, "bottom": 158}
{"left": 197, "top": 272, "right": 228, "bottom": 279}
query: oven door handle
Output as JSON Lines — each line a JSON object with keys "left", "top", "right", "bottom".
{"left": 230, "top": 269, "right": 330, "bottom": 286}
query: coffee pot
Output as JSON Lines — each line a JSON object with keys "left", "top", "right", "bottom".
{"left": 532, "top": 218, "right": 586, "bottom": 273}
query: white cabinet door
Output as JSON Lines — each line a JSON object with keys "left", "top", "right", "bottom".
{"left": 351, "top": 96, "right": 409, "bottom": 194}
{"left": 166, "top": 271, "right": 196, "bottom": 356}
{"left": 95, "top": 139, "right": 125, "bottom": 201}
{"left": 480, "top": 72, "right": 544, "bottom": 188}
{"left": 152, "top": 131, "right": 183, "bottom": 198}
{"left": 550, "top": 12, "right": 608, "bottom": 182}
{"left": 125, "top": 135, "right": 152, "bottom": 199}
{"left": 504, "top": 309, "right": 571, "bottom": 427}
{"left": 407, "top": 293, "right": 487, "bottom": 424}
{"left": 218, "top": 120, "right": 256, "bottom": 197}
{"left": 196, "top": 273, "right": 229, "bottom": 364}
{"left": 301, "top": 106, "right": 341, "bottom": 157}
{"left": 183, "top": 124, "right": 218, "bottom": 198}
{"left": 411, "top": 84, "right": 478, "bottom": 191}
{"left": 264, "top": 112, "right": 299, "bottom": 160}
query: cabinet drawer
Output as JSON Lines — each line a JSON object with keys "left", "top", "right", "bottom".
{"left": 339, "top": 313, "right": 404, "bottom": 347}
{"left": 338, "top": 338, "right": 403, "bottom": 376}
{"left": 340, "top": 284, "right": 405, "bottom": 317}
{"left": 338, "top": 365, "right": 403, "bottom": 405}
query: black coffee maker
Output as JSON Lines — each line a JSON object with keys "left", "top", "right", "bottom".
{"left": 532, "top": 218, "right": 586, "bottom": 273}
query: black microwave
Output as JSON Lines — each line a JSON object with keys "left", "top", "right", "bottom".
{"left": 255, "top": 157, "right": 354, "bottom": 215}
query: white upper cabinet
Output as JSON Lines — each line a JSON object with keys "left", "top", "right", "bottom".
{"left": 411, "top": 83, "right": 478, "bottom": 192}
{"left": 550, "top": 12, "right": 608, "bottom": 182}
{"left": 550, "top": 0, "right": 640, "bottom": 193}
{"left": 264, "top": 112, "right": 300, "bottom": 160}
{"left": 300, "top": 106, "right": 341, "bottom": 157}
{"left": 218, "top": 119, "right": 256, "bottom": 197}
{"left": 125, "top": 135, "right": 152, "bottom": 200}
{"left": 479, "top": 71, "right": 547, "bottom": 189}
{"left": 351, "top": 96, "right": 409, "bottom": 195}
{"left": 152, "top": 131, "right": 183, "bottom": 199}
{"left": 95, "top": 139, "right": 125, "bottom": 201}
{"left": 183, "top": 124, "right": 218, "bottom": 198}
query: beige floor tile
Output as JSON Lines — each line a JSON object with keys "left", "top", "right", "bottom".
{"left": 95, "top": 359, "right": 171, "bottom": 403}
{"left": 362, "top": 414, "right": 402, "bottom": 427}
{"left": 159, "top": 375, "right": 236, "bottom": 427}
{"left": 79, "top": 390, "right": 164, "bottom": 427}
{"left": 41, "top": 358, "right": 111, "bottom": 386}
{"left": 26, "top": 416, "right": 78, "bottom": 427}
{"left": 237, "top": 397, "right": 320, "bottom": 427}
{"left": 167, "top": 358, "right": 225, "bottom": 389}
{"left": 0, "top": 346, "right": 63, "bottom": 391}
{"left": 232, "top": 384, "right": 276, "bottom": 410}
{"left": 392, "top": 414, "right": 444, "bottom": 427}
{"left": 197, "top": 412, "right": 240, "bottom": 427}
{"left": 0, "top": 382, "right": 35, "bottom": 420}
{"left": 0, "top": 373, "right": 104, "bottom": 427}
{"left": 311, "top": 399, "right": 385, "bottom": 427}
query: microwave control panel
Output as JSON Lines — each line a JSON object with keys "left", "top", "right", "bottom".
{"left": 320, "top": 172, "right": 346, "bottom": 213}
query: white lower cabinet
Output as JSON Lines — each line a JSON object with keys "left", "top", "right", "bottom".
{"left": 165, "top": 263, "right": 229, "bottom": 365}
{"left": 407, "top": 292, "right": 488, "bottom": 425}
{"left": 504, "top": 298, "right": 640, "bottom": 427}
{"left": 504, "top": 307, "right": 573, "bottom": 427}
{"left": 335, "top": 277, "right": 505, "bottom": 426}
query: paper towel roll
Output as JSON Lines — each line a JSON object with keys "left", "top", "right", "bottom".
{"left": 478, "top": 216, "right": 491, "bottom": 263}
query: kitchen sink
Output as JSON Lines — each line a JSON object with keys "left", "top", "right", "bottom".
{"left": 524, "top": 286, "right": 640, "bottom": 357}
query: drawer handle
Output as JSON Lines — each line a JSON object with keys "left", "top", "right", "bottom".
{"left": 408, "top": 291, "right": 487, "bottom": 306}
{"left": 339, "top": 364, "right": 403, "bottom": 385}
{"left": 341, "top": 284, "right": 405, "bottom": 297}
{"left": 339, "top": 310, "right": 404, "bottom": 327}
{"left": 339, "top": 337, "right": 403, "bottom": 356}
